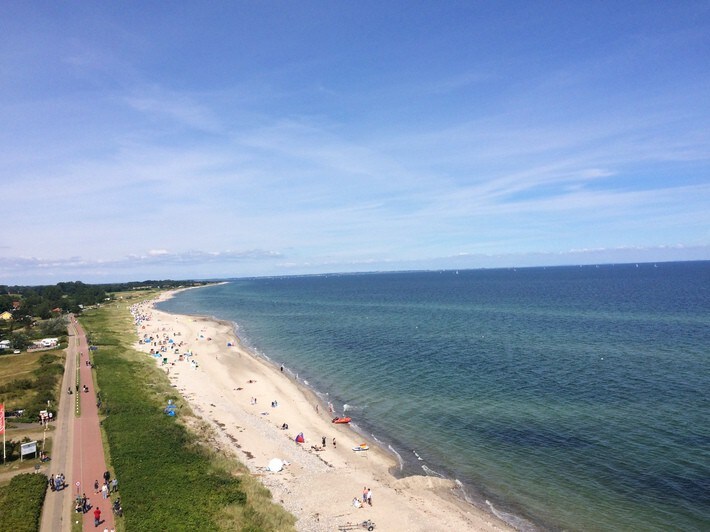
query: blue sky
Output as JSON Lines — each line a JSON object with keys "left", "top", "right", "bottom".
{"left": 3, "top": 2, "right": 710, "bottom": 285}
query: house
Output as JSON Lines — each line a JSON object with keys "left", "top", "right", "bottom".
{"left": 0, "top": 311, "right": 12, "bottom": 321}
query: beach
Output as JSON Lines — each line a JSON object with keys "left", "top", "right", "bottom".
{"left": 131, "top": 290, "right": 512, "bottom": 532}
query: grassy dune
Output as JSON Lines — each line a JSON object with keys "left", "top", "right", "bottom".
{"left": 80, "top": 292, "right": 295, "bottom": 532}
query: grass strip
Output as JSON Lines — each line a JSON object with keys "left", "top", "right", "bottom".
{"left": 80, "top": 292, "right": 295, "bottom": 532}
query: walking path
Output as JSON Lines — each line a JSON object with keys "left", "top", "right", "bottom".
{"left": 40, "top": 317, "right": 79, "bottom": 532}
{"left": 40, "top": 317, "right": 115, "bottom": 531}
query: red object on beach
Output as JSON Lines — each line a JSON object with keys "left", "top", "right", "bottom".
{"left": 332, "top": 417, "right": 352, "bottom": 424}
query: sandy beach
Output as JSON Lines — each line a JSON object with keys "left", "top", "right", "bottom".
{"left": 130, "top": 290, "right": 513, "bottom": 532}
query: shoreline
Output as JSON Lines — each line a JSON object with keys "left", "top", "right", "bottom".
{"left": 131, "top": 289, "right": 514, "bottom": 531}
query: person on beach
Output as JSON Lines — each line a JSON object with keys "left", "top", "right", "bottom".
{"left": 333, "top": 437, "right": 336, "bottom": 448}
{"left": 367, "top": 488, "right": 372, "bottom": 506}
{"left": 322, "top": 436, "right": 326, "bottom": 447}
{"left": 93, "top": 506, "right": 101, "bottom": 527}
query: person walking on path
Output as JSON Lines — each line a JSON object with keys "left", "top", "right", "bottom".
{"left": 68, "top": 318, "right": 116, "bottom": 531}
{"left": 93, "top": 506, "right": 101, "bottom": 527}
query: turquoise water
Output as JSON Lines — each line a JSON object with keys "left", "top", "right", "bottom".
{"left": 159, "top": 262, "right": 710, "bottom": 531}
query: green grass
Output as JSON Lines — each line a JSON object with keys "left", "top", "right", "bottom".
{"left": 0, "top": 351, "right": 50, "bottom": 407}
{"left": 79, "top": 293, "right": 295, "bottom": 531}
{"left": 0, "top": 473, "right": 48, "bottom": 532}
{"left": 0, "top": 350, "right": 64, "bottom": 423}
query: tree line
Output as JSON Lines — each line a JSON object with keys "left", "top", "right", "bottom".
{"left": 0, "top": 280, "right": 213, "bottom": 350}
{"left": 0, "top": 280, "right": 210, "bottom": 320}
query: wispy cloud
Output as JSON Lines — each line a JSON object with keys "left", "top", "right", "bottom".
{"left": 2, "top": 3, "right": 709, "bottom": 284}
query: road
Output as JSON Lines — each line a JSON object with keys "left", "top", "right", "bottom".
{"left": 40, "top": 316, "right": 115, "bottom": 531}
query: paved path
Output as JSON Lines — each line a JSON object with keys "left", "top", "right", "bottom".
{"left": 40, "top": 317, "right": 79, "bottom": 532}
{"left": 41, "top": 317, "right": 115, "bottom": 531}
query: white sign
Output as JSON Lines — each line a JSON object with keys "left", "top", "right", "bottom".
{"left": 21, "top": 441, "right": 37, "bottom": 456}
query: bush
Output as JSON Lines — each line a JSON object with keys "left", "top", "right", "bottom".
{"left": 38, "top": 316, "right": 67, "bottom": 337}
{"left": 0, "top": 473, "right": 48, "bottom": 532}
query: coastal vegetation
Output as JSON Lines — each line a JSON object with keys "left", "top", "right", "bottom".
{"left": 0, "top": 350, "right": 64, "bottom": 425}
{"left": 80, "top": 291, "right": 295, "bottom": 531}
{"left": 0, "top": 473, "right": 48, "bottom": 532}
{"left": 0, "top": 280, "right": 212, "bottom": 352}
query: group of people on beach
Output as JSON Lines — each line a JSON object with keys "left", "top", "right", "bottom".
{"left": 353, "top": 487, "right": 373, "bottom": 508}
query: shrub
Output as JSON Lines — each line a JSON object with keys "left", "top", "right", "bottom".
{"left": 0, "top": 473, "right": 48, "bottom": 532}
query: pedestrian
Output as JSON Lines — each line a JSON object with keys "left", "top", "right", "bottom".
{"left": 101, "top": 483, "right": 109, "bottom": 499}
{"left": 94, "top": 479, "right": 99, "bottom": 493}
{"left": 49, "top": 475, "right": 56, "bottom": 492}
{"left": 111, "top": 477, "right": 118, "bottom": 493}
{"left": 93, "top": 506, "right": 101, "bottom": 527}
{"left": 103, "top": 470, "right": 110, "bottom": 483}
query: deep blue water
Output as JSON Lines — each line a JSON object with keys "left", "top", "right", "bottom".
{"left": 158, "top": 262, "right": 710, "bottom": 531}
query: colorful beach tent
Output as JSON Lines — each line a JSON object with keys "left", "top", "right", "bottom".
{"left": 295, "top": 433, "right": 305, "bottom": 443}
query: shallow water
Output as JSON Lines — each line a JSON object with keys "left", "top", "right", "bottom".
{"left": 159, "top": 262, "right": 710, "bottom": 531}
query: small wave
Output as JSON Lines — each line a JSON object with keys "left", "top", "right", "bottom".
{"left": 486, "top": 500, "right": 538, "bottom": 532}
{"left": 454, "top": 479, "right": 475, "bottom": 505}
{"left": 371, "top": 434, "right": 384, "bottom": 445}
{"left": 388, "top": 445, "right": 404, "bottom": 471}
{"left": 412, "top": 449, "right": 424, "bottom": 461}
{"left": 421, "top": 464, "right": 446, "bottom": 478}
{"left": 314, "top": 390, "right": 328, "bottom": 401}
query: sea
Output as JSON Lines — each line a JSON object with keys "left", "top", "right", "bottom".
{"left": 157, "top": 261, "right": 710, "bottom": 532}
